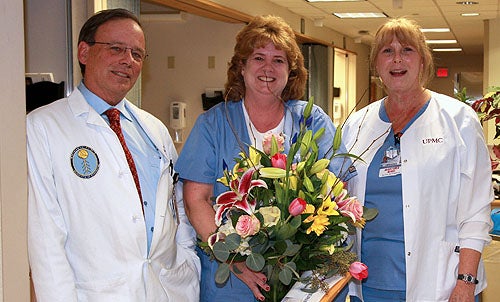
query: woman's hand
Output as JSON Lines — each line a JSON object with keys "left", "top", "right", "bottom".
{"left": 449, "top": 248, "right": 480, "bottom": 302}
{"left": 231, "top": 262, "right": 270, "bottom": 301}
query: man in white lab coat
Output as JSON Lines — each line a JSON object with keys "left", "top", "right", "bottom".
{"left": 27, "top": 8, "right": 200, "bottom": 302}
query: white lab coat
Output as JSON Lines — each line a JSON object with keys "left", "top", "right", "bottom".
{"left": 343, "top": 91, "right": 493, "bottom": 301}
{"left": 27, "top": 89, "right": 200, "bottom": 302}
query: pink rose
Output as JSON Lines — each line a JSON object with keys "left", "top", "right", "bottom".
{"left": 235, "top": 215, "right": 260, "bottom": 238}
{"left": 349, "top": 261, "right": 368, "bottom": 280}
{"left": 336, "top": 195, "right": 363, "bottom": 223}
{"left": 263, "top": 132, "right": 285, "bottom": 155}
{"left": 289, "top": 198, "right": 307, "bottom": 216}
{"left": 271, "top": 153, "right": 287, "bottom": 170}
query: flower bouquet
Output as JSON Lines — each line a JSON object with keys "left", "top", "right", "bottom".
{"left": 200, "top": 99, "right": 377, "bottom": 301}
{"left": 471, "top": 86, "right": 500, "bottom": 170}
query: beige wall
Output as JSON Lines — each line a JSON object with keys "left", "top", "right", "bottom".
{"left": 428, "top": 53, "right": 483, "bottom": 98}
{"left": 1, "top": 1, "right": 30, "bottom": 301}
{"left": 141, "top": 14, "right": 243, "bottom": 153}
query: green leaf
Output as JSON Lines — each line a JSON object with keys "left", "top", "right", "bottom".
{"left": 363, "top": 207, "right": 379, "bottom": 221}
{"left": 304, "top": 97, "right": 314, "bottom": 119}
{"left": 213, "top": 241, "right": 230, "bottom": 262}
{"left": 303, "top": 175, "right": 314, "bottom": 192}
{"left": 246, "top": 253, "right": 265, "bottom": 271}
{"left": 225, "top": 233, "right": 242, "bottom": 251}
{"left": 312, "top": 127, "right": 325, "bottom": 141}
{"left": 283, "top": 241, "right": 301, "bottom": 256}
{"left": 215, "top": 262, "right": 230, "bottom": 284}
{"left": 279, "top": 266, "right": 293, "bottom": 285}
{"left": 332, "top": 125, "right": 342, "bottom": 152}
{"left": 275, "top": 223, "right": 298, "bottom": 240}
{"left": 270, "top": 135, "right": 279, "bottom": 156}
{"left": 300, "top": 130, "right": 313, "bottom": 157}
{"left": 284, "top": 261, "right": 297, "bottom": 272}
{"left": 250, "top": 237, "right": 269, "bottom": 254}
{"left": 290, "top": 215, "right": 302, "bottom": 228}
{"left": 274, "top": 239, "right": 287, "bottom": 254}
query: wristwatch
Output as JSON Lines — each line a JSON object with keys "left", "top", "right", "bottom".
{"left": 457, "top": 274, "right": 479, "bottom": 284}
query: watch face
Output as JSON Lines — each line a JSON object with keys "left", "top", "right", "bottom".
{"left": 458, "top": 274, "right": 478, "bottom": 284}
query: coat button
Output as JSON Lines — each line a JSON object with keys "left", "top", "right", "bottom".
{"left": 407, "top": 252, "right": 411, "bottom": 256}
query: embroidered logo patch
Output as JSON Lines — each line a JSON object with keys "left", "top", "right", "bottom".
{"left": 70, "top": 146, "right": 100, "bottom": 178}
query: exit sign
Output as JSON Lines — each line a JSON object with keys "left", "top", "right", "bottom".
{"left": 436, "top": 67, "right": 448, "bottom": 78}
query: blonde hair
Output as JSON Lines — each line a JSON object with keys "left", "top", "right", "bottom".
{"left": 225, "top": 15, "right": 307, "bottom": 101}
{"left": 370, "top": 17, "right": 434, "bottom": 87}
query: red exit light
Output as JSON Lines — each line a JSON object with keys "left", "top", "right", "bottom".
{"left": 436, "top": 67, "right": 448, "bottom": 78}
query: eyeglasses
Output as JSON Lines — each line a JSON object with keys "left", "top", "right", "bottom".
{"left": 88, "top": 41, "right": 147, "bottom": 63}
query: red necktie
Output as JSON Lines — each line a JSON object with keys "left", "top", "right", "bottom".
{"left": 105, "top": 108, "right": 144, "bottom": 215}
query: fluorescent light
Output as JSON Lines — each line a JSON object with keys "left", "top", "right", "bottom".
{"left": 141, "top": 12, "right": 186, "bottom": 22}
{"left": 461, "top": 13, "right": 480, "bottom": 16}
{"left": 333, "top": 12, "right": 387, "bottom": 18}
{"left": 421, "top": 28, "right": 450, "bottom": 33}
{"left": 432, "top": 48, "right": 462, "bottom": 52}
{"left": 306, "top": 0, "right": 364, "bottom": 2}
{"left": 426, "top": 39, "right": 457, "bottom": 44}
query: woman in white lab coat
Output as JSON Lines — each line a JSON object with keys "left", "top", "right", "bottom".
{"left": 343, "top": 17, "right": 492, "bottom": 302}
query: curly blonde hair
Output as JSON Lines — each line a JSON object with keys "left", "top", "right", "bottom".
{"left": 225, "top": 15, "right": 307, "bottom": 101}
{"left": 370, "top": 17, "right": 435, "bottom": 87}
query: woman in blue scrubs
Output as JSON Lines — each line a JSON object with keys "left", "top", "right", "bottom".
{"left": 176, "top": 15, "right": 355, "bottom": 302}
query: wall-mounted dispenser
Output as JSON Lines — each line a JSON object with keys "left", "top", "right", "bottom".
{"left": 170, "top": 101, "right": 186, "bottom": 143}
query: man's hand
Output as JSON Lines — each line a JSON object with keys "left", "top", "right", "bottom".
{"left": 449, "top": 281, "right": 475, "bottom": 302}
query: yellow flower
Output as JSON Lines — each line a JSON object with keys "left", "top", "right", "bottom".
{"left": 317, "top": 170, "right": 343, "bottom": 197}
{"left": 319, "top": 244, "right": 336, "bottom": 255}
{"left": 289, "top": 175, "right": 298, "bottom": 190}
{"left": 306, "top": 214, "right": 330, "bottom": 236}
{"left": 354, "top": 218, "right": 367, "bottom": 228}
{"left": 303, "top": 204, "right": 315, "bottom": 214}
{"left": 242, "top": 148, "right": 261, "bottom": 168}
{"left": 217, "top": 168, "right": 238, "bottom": 186}
{"left": 317, "top": 197, "right": 339, "bottom": 216}
{"left": 258, "top": 206, "right": 281, "bottom": 227}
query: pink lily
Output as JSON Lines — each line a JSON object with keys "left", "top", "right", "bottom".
{"left": 215, "top": 168, "right": 268, "bottom": 226}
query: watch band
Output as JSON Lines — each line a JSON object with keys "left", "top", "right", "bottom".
{"left": 457, "top": 274, "right": 479, "bottom": 284}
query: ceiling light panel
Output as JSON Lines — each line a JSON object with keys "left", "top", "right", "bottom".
{"left": 426, "top": 39, "right": 458, "bottom": 44}
{"left": 333, "top": 12, "right": 387, "bottom": 18}
{"left": 432, "top": 48, "right": 462, "bottom": 52}
{"left": 306, "top": 0, "right": 365, "bottom": 2}
{"left": 306, "top": 0, "right": 366, "bottom": 2}
{"left": 421, "top": 28, "right": 450, "bottom": 33}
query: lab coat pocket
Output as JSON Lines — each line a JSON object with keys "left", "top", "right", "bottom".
{"left": 159, "top": 251, "right": 200, "bottom": 302}
{"left": 435, "top": 241, "right": 459, "bottom": 300}
{"left": 75, "top": 275, "right": 130, "bottom": 301}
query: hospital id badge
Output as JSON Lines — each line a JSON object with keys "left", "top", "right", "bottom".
{"left": 379, "top": 145, "right": 401, "bottom": 177}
